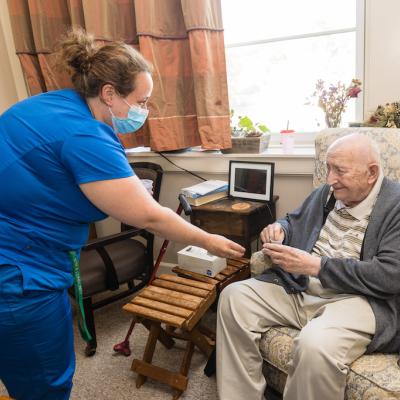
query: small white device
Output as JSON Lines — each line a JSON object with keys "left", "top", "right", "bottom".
{"left": 177, "top": 246, "right": 227, "bottom": 277}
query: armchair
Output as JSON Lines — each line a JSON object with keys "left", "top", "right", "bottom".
{"left": 252, "top": 128, "right": 400, "bottom": 399}
{"left": 73, "top": 162, "right": 163, "bottom": 356}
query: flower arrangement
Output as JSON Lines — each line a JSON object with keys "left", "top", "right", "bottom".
{"left": 363, "top": 102, "right": 400, "bottom": 128}
{"left": 307, "top": 78, "right": 362, "bottom": 128}
{"left": 230, "top": 109, "right": 269, "bottom": 137}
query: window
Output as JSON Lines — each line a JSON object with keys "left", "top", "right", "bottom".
{"left": 222, "top": 0, "right": 363, "bottom": 134}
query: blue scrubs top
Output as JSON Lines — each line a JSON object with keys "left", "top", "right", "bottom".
{"left": 0, "top": 89, "right": 134, "bottom": 291}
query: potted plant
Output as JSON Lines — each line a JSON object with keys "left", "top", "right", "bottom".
{"left": 222, "top": 111, "right": 271, "bottom": 154}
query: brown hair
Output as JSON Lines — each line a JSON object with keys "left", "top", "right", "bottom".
{"left": 55, "top": 28, "right": 151, "bottom": 98}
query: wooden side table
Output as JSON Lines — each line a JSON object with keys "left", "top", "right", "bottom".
{"left": 190, "top": 196, "right": 279, "bottom": 258}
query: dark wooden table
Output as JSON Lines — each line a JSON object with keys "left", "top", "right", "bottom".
{"left": 190, "top": 196, "right": 279, "bottom": 258}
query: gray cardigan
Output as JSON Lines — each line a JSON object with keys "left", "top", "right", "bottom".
{"left": 256, "top": 178, "right": 400, "bottom": 354}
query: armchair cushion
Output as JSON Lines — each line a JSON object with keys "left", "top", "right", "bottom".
{"left": 260, "top": 326, "right": 400, "bottom": 399}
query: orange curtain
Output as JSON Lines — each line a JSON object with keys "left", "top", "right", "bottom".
{"left": 7, "top": 0, "right": 232, "bottom": 151}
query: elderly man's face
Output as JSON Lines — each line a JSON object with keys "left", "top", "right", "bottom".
{"left": 326, "top": 150, "right": 375, "bottom": 207}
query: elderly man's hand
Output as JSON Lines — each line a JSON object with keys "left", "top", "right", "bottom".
{"left": 262, "top": 243, "right": 321, "bottom": 276}
{"left": 260, "top": 223, "right": 285, "bottom": 244}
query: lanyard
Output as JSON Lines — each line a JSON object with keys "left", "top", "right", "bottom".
{"left": 68, "top": 250, "right": 92, "bottom": 342}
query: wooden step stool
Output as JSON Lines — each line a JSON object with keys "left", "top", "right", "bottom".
{"left": 123, "top": 274, "right": 217, "bottom": 399}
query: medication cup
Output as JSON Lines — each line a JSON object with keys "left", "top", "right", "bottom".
{"left": 280, "top": 129, "right": 295, "bottom": 154}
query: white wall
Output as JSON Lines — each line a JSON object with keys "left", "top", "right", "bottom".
{"left": 0, "top": 1, "right": 28, "bottom": 112}
{"left": 363, "top": 0, "right": 400, "bottom": 116}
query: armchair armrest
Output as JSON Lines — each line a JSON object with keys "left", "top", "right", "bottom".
{"left": 82, "top": 228, "right": 144, "bottom": 251}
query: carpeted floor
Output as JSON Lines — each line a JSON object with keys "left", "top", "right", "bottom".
{"left": 0, "top": 293, "right": 220, "bottom": 400}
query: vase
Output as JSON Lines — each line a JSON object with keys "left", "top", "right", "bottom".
{"left": 325, "top": 114, "right": 342, "bottom": 128}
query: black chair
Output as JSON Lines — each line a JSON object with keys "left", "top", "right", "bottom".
{"left": 73, "top": 162, "right": 163, "bottom": 356}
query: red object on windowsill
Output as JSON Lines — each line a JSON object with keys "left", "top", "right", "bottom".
{"left": 280, "top": 129, "right": 295, "bottom": 153}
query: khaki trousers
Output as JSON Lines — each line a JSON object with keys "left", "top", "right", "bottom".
{"left": 216, "top": 278, "right": 375, "bottom": 400}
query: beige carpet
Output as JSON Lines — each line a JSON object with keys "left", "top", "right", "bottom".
{"left": 0, "top": 294, "right": 219, "bottom": 400}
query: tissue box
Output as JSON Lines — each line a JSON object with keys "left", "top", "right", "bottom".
{"left": 177, "top": 246, "right": 227, "bottom": 277}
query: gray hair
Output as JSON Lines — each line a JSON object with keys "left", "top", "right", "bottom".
{"left": 327, "top": 133, "right": 381, "bottom": 166}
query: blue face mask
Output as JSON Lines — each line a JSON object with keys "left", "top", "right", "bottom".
{"left": 110, "top": 99, "right": 149, "bottom": 134}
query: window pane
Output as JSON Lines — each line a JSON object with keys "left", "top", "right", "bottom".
{"left": 222, "top": 0, "right": 356, "bottom": 45}
{"left": 226, "top": 32, "right": 356, "bottom": 132}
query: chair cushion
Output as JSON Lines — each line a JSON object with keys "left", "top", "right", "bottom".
{"left": 79, "top": 239, "right": 147, "bottom": 297}
{"left": 260, "top": 326, "right": 400, "bottom": 399}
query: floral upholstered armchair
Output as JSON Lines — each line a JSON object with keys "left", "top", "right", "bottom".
{"left": 252, "top": 127, "right": 400, "bottom": 399}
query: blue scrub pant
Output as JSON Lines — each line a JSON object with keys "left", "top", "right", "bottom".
{"left": 0, "top": 265, "right": 75, "bottom": 399}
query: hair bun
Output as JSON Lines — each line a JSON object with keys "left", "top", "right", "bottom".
{"left": 55, "top": 28, "right": 97, "bottom": 75}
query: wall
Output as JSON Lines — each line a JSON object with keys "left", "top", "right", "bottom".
{"left": 363, "top": 0, "right": 400, "bottom": 115}
{"left": 0, "top": 1, "right": 28, "bottom": 112}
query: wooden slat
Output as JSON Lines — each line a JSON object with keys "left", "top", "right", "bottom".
{"left": 123, "top": 303, "right": 185, "bottom": 328}
{"left": 139, "top": 288, "right": 199, "bottom": 311}
{"left": 184, "top": 287, "right": 216, "bottom": 331}
{"left": 232, "top": 257, "right": 250, "bottom": 264}
{"left": 159, "top": 274, "right": 215, "bottom": 291}
{"left": 172, "top": 266, "right": 219, "bottom": 286}
{"left": 219, "top": 265, "right": 239, "bottom": 277}
{"left": 152, "top": 279, "right": 209, "bottom": 298}
{"left": 144, "top": 285, "right": 203, "bottom": 305}
{"left": 227, "top": 259, "right": 249, "bottom": 267}
{"left": 132, "top": 297, "right": 192, "bottom": 319}
{"left": 213, "top": 273, "right": 226, "bottom": 281}
{"left": 225, "top": 264, "right": 240, "bottom": 272}
{"left": 132, "top": 360, "right": 188, "bottom": 392}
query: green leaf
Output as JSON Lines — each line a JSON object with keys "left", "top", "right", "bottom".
{"left": 257, "top": 124, "right": 269, "bottom": 133}
{"left": 238, "top": 116, "right": 254, "bottom": 131}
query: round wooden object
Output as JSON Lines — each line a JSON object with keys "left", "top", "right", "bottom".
{"left": 231, "top": 202, "right": 251, "bottom": 211}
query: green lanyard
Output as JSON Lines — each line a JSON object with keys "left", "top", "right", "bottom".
{"left": 68, "top": 250, "right": 92, "bottom": 342}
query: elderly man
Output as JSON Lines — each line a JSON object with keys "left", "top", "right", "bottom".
{"left": 217, "top": 134, "right": 400, "bottom": 400}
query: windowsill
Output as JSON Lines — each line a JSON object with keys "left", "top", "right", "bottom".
{"left": 125, "top": 144, "right": 315, "bottom": 176}
{"left": 125, "top": 131, "right": 317, "bottom": 158}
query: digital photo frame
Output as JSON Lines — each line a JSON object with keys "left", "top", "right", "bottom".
{"left": 228, "top": 161, "right": 274, "bottom": 202}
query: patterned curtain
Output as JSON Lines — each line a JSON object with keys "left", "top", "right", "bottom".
{"left": 7, "top": 0, "right": 232, "bottom": 151}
